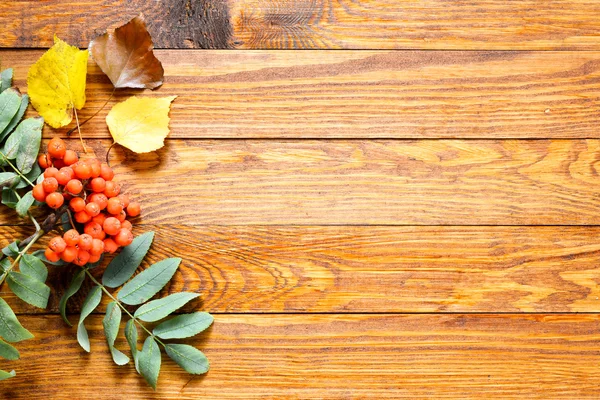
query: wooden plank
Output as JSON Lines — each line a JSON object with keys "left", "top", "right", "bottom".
{"left": 4, "top": 225, "right": 600, "bottom": 315}
{"left": 2, "top": 50, "right": 600, "bottom": 139}
{"left": 3, "top": 139, "right": 600, "bottom": 226}
{"left": 3, "top": 1, "right": 600, "bottom": 50}
{"left": 3, "top": 314, "right": 600, "bottom": 399}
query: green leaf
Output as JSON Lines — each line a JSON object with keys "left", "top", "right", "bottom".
{"left": 0, "top": 258, "right": 9, "bottom": 273}
{"left": 117, "top": 257, "right": 180, "bottom": 306}
{"left": 0, "top": 338, "right": 19, "bottom": 360}
{"left": 0, "top": 87, "right": 21, "bottom": 134}
{"left": 4, "top": 117, "right": 43, "bottom": 160}
{"left": 0, "top": 172, "right": 19, "bottom": 189}
{"left": 19, "top": 253, "right": 48, "bottom": 282}
{"left": 138, "top": 336, "right": 160, "bottom": 390}
{"left": 102, "top": 232, "right": 154, "bottom": 288}
{"left": 59, "top": 268, "right": 86, "bottom": 326}
{"left": 0, "top": 94, "right": 28, "bottom": 143}
{"left": 15, "top": 191, "right": 34, "bottom": 217}
{"left": 77, "top": 285, "right": 102, "bottom": 352}
{"left": 1, "top": 188, "right": 18, "bottom": 208}
{"left": 164, "top": 344, "right": 209, "bottom": 375}
{"left": 0, "top": 297, "right": 33, "bottom": 342}
{"left": 125, "top": 319, "right": 139, "bottom": 372}
{"left": 153, "top": 312, "right": 214, "bottom": 340}
{"left": 16, "top": 117, "right": 43, "bottom": 174}
{"left": 15, "top": 162, "right": 41, "bottom": 189}
{"left": 2, "top": 240, "right": 19, "bottom": 258}
{"left": 32, "top": 249, "right": 67, "bottom": 266}
{"left": 134, "top": 292, "right": 199, "bottom": 322}
{"left": 0, "top": 370, "right": 15, "bottom": 381}
{"left": 7, "top": 271, "right": 50, "bottom": 309}
{"left": 103, "top": 301, "right": 129, "bottom": 366}
{"left": 0, "top": 68, "right": 12, "bottom": 92}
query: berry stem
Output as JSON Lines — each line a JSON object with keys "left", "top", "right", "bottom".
{"left": 73, "top": 107, "right": 87, "bottom": 153}
{"left": 0, "top": 151, "right": 35, "bottom": 187}
{"left": 84, "top": 269, "right": 166, "bottom": 348}
{"left": 67, "top": 88, "right": 115, "bottom": 137}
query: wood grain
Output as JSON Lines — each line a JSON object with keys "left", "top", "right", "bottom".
{"left": 3, "top": 50, "right": 600, "bottom": 139}
{"left": 2, "top": 314, "right": 600, "bottom": 399}
{"left": 4, "top": 138, "right": 600, "bottom": 226}
{"left": 3, "top": 1, "right": 600, "bottom": 50}
{"left": 3, "top": 225, "right": 600, "bottom": 315}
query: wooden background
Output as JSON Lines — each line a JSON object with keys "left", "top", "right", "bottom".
{"left": 0, "top": 1, "right": 600, "bottom": 398}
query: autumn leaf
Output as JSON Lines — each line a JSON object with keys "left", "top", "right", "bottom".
{"left": 106, "top": 96, "right": 176, "bottom": 153}
{"left": 27, "top": 36, "right": 88, "bottom": 128}
{"left": 89, "top": 15, "right": 164, "bottom": 89}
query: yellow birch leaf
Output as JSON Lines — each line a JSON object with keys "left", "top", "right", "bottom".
{"left": 27, "top": 36, "right": 88, "bottom": 128}
{"left": 106, "top": 96, "right": 176, "bottom": 153}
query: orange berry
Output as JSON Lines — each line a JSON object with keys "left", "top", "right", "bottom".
{"left": 120, "top": 220, "right": 132, "bottom": 231}
{"left": 103, "top": 217, "right": 121, "bottom": 236}
{"left": 88, "top": 193, "right": 108, "bottom": 210}
{"left": 61, "top": 246, "right": 77, "bottom": 263}
{"left": 32, "top": 183, "right": 46, "bottom": 202}
{"left": 44, "top": 248, "right": 61, "bottom": 262}
{"left": 78, "top": 234, "right": 93, "bottom": 251}
{"left": 45, "top": 192, "right": 64, "bottom": 209}
{"left": 126, "top": 202, "right": 141, "bottom": 217}
{"left": 53, "top": 158, "right": 65, "bottom": 169}
{"left": 90, "top": 239, "right": 105, "bottom": 256}
{"left": 88, "top": 253, "right": 102, "bottom": 264}
{"left": 92, "top": 213, "right": 107, "bottom": 226}
{"left": 63, "top": 150, "right": 78, "bottom": 166}
{"left": 117, "top": 194, "right": 130, "bottom": 208}
{"left": 106, "top": 197, "right": 123, "bottom": 215}
{"left": 104, "top": 181, "right": 120, "bottom": 198}
{"left": 103, "top": 238, "right": 119, "bottom": 254}
{"left": 60, "top": 166, "right": 75, "bottom": 179}
{"left": 38, "top": 154, "right": 52, "bottom": 169}
{"left": 74, "top": 163, "right": 92, "bottom": 180}
{"left": 69, "top": 197, "right": 86, "bottom": 212}
{"left": 47, "top": 137, "right": 66, "bottom": 159}
{"left": 88, "top": 159, "right": 101, "bottom": 178}
{"left": 54, "top": 171, "right": 69, "bottom": 186}
{"left": 100, "top": 163, "right": 114, "bottom": 181}
{"left": 114, "top": 228, "right": 133, "bottom": 247}
{"left": 74, "top": 210, "right": 91, "bottom": 223}
{"left": 48, "top": 236, "right": 67, "bottom": 253}
{"left": 42, "top": 177, "right": 58, "bottom": 193}
{"left": 89, "top": 177, "right": 106, "bottom": 193}
{"left": 116, "top": 210, "right": 126, "bottom": 222}
{"left": 74, "top": 249, "right": 90, "bottom": 266}
{"left": 65, "top": 179, "right": 83, "bottom": 195}
{"left": 85, "top": 202, "right": 101, "bottom": 217}
{"left": 43, "top": 167, "right": 58, "bottom": 178}
{"left": 84, "top": 222, "right": 105, "bottom": 240}
{"left": 63, "top": 229, "right": 80, "bottom": 246}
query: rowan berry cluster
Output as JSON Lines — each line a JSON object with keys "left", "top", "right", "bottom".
{"left": 35, "top": 137, "right": 141, "bottom": 266}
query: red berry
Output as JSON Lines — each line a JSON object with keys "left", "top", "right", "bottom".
{"left": 100, "top": 163, "right": 114, "bottom": 181}
{"left": 116, "top": 210, "right": 126, "bottom": 222}
{"left": 88, "top": 253, "right": 102, "bottom": 264}
{"left": 45, "top": 192, "right": 64, "bottom": 209}
{"left": 78, "top": 234, "right": 93, "bottom": 251}
{"left": 126, "top": 202, "right": 141, "bottom": 217}
{"left": 65, "top": 179, "right": 83, "bottom": 195}
{"left": 63, "top": 150, "right": 78, "bottom": 166}
{"left": 63, "top": 229, "right": 80, "bottom": 246}
{"left": 48, "top": 236, "right": 67, "bottom": 253}
{"left": 85, "top": 202, "right": 101, "bottom": 217}
{"left": 106, "top": 197, "right": 123, "bottom": 215}
{"left": 55, "top": 171, "right": 70, "bottom": 186}
{"left": 84, "top": 222, "right": 105, "bottom": 240}
{"left": 47, "top": 137, "right": 66, "bottom": 159}
{"left": 117, "top": 194, "right": 130, "bottom": 208}
{"left": 74, "top": 163, "right": 92, "bottom": 180}
{"left": 60, "top": 167, "right": 75, "bottom": 179}
{"left": 69, "top": 197, "right": 86, "bottom": 212}
{"left": 53, "top": 158, "right": 65, "bottom": 169}
{"left": 90, "top": 238, "right": 105, "bottom": 256}
{"left": 32, "top": 183, "right": 46, "bottom": 202}
{"left": 121, "top": 220, "right": 133, "bottom": 231}
{"left": 114, "top": 228, "right": 133, "bottom": 247}
{"left": 42, "top": 177, "right": 58, "bottom": 193}
{"left": 44, "top": 248, "right": 61, "bottom": 262}
{"left": 74, "top": 249, "right": 90, "bottom": 266}
{"left": 89, "top": 177, "right": 106, "bottom": 193}
{"left": 74, "top": 210, "right": 92, "bottom": 223}
{"left": 103, "top": 238, "right": 119, "bottom": 254}
{"left": 104, "top": 181, "right": 120, "bottom": 198}
{"left": 38, "top": 154, "right": 52, "bottom": 169}
{"left": 88, "top": 159, "right": 101, "bottom": 178}
{"left": 88, "top": 193, "right": 108, "bottom": 210}
{"left": 61, "top": 246, "right": 78, "bottom": 263}
{"left": 103, "top": 217, "right": 121, "bottom": 236}
{"left": 92, "top": 213, "right": 107, "bottom": 226}
{"left": 43, "top": 167, "right": 58, "bottom": 178}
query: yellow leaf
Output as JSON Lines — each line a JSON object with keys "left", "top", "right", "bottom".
{"left": 27, "top": 36, "right": 88, "bottom": 128}
{"left": 106, "top": 96, "right": 176, "bottom": 153}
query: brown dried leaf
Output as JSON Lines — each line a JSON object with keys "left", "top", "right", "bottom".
{"left": 89, "top": 15, "right": 164, "bottom": 89}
